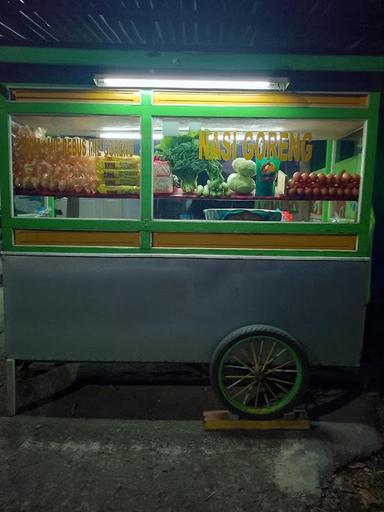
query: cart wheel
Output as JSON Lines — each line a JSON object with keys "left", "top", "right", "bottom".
{"left": 210, "top": 325, "right": 308, "bottom": 420}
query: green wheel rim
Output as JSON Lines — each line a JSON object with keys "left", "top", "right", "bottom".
{"left": 217, "top": 335, "right": 304, "bottom": 416}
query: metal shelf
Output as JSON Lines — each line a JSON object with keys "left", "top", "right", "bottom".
{"left": 14, "top": 188, "right": 358, "bottom": 202}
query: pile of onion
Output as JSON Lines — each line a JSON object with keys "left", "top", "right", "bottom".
{"left": 286, "top": 170, "right": 360, "bottom": 200}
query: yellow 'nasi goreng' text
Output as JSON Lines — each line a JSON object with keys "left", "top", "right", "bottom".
{"left": 198, "top": 130, "right": 313, "bottom": 162}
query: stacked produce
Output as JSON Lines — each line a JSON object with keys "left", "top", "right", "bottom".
{"left": 286, "top": 170, "right": 360, "bottom": 200}
{"left": 153, "top": 158, "right": 173, "bottom": 194}
{"left": 226, "top": 158, "right": 256, "bottom": 195}
{"left": 12, "top": 123, "right": 98, "bottom": 194}
{"left": 97, "top": 155, "right": 140, "bottom": 194}
{"left": 155, "top": 132, "right": 228, "bottom": 197}
{"left": 196, "top": 158, "right": 231, "bottom": 197}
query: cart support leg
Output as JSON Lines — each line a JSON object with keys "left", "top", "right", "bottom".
{"left": 6, "top": 358, "right": 16, "bottom": 416}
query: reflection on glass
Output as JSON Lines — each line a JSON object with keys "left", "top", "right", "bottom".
{"left": 11, "top": 115, "right": 141, "bottom": 220}
{"left": 152, "top": 117, "right": 364, "bottom": 223}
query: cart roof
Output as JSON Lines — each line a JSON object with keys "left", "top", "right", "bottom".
{"left": 0, "top": 0, "right": 383, "bottom": 56}
{"left": 0, "top": 1, "right": 383, "bottom": 90}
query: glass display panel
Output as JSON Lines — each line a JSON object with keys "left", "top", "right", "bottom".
{"left": 327, "top": 128, "right": 364, "bottom": 223}
{"left": 152, "top": 117, "right": 364, "bottom": 223}
{"left": 11, "top": 115, "right": 141, "bottom": 219}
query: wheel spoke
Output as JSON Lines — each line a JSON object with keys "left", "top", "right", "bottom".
{"left": 261, "top": 342, "right": 277, "bottom": 371}
{"left": 250, "top": 342, "right": 259, "bottom": 371}
{"left": 267, "top": 347, "right": 288, "bottom": 365}
{"left": 271, "top": 381, "right": 290, "bottom": 393}
{"left": 226, "top": 372, "right": 254, "bottom": 389}
{"left": 258, "top": 339, "right": 264, "bottom": 362}
{"left": 240, "top": 348, "right": 253, "bottom": 366}
{"left": 232, "top": 355, "right": 254, "bottom": 372}
{"left": 269, "top": 369, "right": 297, "bottom": 373}
{"left": 224, "top": 364, "right": 252, "bottom": 371}
{"left": 243, "top": 389, "right": 252, "bottom": 405}
{"left": 263, "top": 389, "right": 270, "bottom": 406}
{"left": 225, "top": 374, "right": 254, "bottom": 379}
{"left": 267, "top": 376, "right": 295, "bottom": 386}
{"left": 231, "top": 381, "right": 255, "bottom": 399}
{"left": 264, "top": 380, "right": 278, "bottom": 401}
{"left": 254, "top": 382, "right": 261, "bottom": 407}
{"left": 265, "top": 359, "right": 295, "bottom": 374}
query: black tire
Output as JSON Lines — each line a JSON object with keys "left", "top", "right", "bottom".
{"left": 210, "top": 325, "right": 309, "bottom": 420}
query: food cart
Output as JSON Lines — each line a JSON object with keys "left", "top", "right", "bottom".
{"left": 0, "top": 76, "right": 379, "bottom": 419}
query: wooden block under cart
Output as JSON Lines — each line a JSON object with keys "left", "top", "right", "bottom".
{"left": 203, "top": 410, "right": 311, "bottom": 431}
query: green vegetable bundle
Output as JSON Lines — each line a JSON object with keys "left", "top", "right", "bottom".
{"left": 155, "top": 132, "right": 225, "bottom": 195}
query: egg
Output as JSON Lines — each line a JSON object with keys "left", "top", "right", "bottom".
{"left": 304, "top": 187, "right": 312, "bottom": 197}
{"left": 334, "top": 175, "right": 342, "bottom": 186}
{"left": 293, "top": 171, "right": 302, "bottom": 182}
{"left": 352, "top": 173, "right": 360, "bottom": 182}
{"left": 309, "top": 172, "right": 317, "bottom": 183}
{"left": 341, "top": 172, "right": 351, "bottom": 186}
{"left": 317, "top": 173, "right": 326, "bottom": 184}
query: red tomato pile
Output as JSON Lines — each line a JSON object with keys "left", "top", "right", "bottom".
{"left": 286, "top": 171, "right": 360, "bottom": 200}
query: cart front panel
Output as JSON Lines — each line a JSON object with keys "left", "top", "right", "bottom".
{"left": 3, "top": 254, "right": 369, "bottom": 367}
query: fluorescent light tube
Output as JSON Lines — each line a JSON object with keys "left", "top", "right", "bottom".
{"left": 100, "top": 132, "right": 162, "bottom": 140}
{"left": 94, "top": 75, "right": 289, "bottom": 91}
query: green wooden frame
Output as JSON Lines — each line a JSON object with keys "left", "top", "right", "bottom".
{"left": 0, "top": 47, "right": 383, "bottom": 72}
{"left": 0, "top": 84, "right": 379, "bottom": 257}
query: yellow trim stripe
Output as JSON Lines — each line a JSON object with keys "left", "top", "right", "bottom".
{"left": 11, "top": 90, "right": 141, "bottom": 103}
{"left": 153, "top": 91, "right": 368, "bottom": 107}
{"left": 153, "top": 232, "right": 357, "bottom": 251}
{"left": 14, "top": 230, "right": 140, "bottom": 247}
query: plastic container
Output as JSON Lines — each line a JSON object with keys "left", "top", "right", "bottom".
{"left": 204, "top": 209, "right": 282, "bottom": 221}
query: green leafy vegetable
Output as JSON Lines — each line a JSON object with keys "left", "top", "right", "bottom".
{"left": 155, "top": 132, "right": 224, "bottom": 194}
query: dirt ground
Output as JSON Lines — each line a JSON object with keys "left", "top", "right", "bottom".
{"left": 307, "top": 299, "right": 384, "bottom": 512}
{"left": 306, "top": 398, "right": 384, "bottom": 512}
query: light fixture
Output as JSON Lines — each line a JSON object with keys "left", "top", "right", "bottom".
{"left": 100, "top": 131, "right": 162, "bottom": 140}
{"left": 94, "top": 75, "right": 289, "bottom": 91}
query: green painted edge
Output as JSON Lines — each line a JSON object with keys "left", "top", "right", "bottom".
{"left": 6, "top": 218, "right": 141, "bottom": 231}
{"left": 140, "top": 231, "right": 152, "bottom": 251}
{"left": 139, "top": 91, "right": 153, "bottom": 250}
{"left": 217, "top": 336, "right": 303, "bottom": 415}
{"left": 321, "top": 140, "right": 333, "bottom": 222}
{"left": 0, "top": 110, "right": 12, "bottom": 250}
{"left": 140, "top": 91, "right": 153, "bottom": 224}
{"left": 358, "top": 94, "right": 380, "bottom": 254}
{"left": 5, "top": 101, "right": 374, "bottom": 120}
{"left": 148, "top": 220, "right": 361, "bottom": 234}
{"left": 8, "top": 245, "right": 363, "bottom": 258}
{"left": 5, "top": 217, "right": 361, "bottom": 234}
{"left": 0, "top": 47, "right": 384, "bottom": 72}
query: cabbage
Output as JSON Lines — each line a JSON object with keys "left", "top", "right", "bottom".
{"left": 232, "top": 157, "right": 256, "bottom": 177}
{"left": 227, "top": 173, "right": 255, "bottom": 194}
